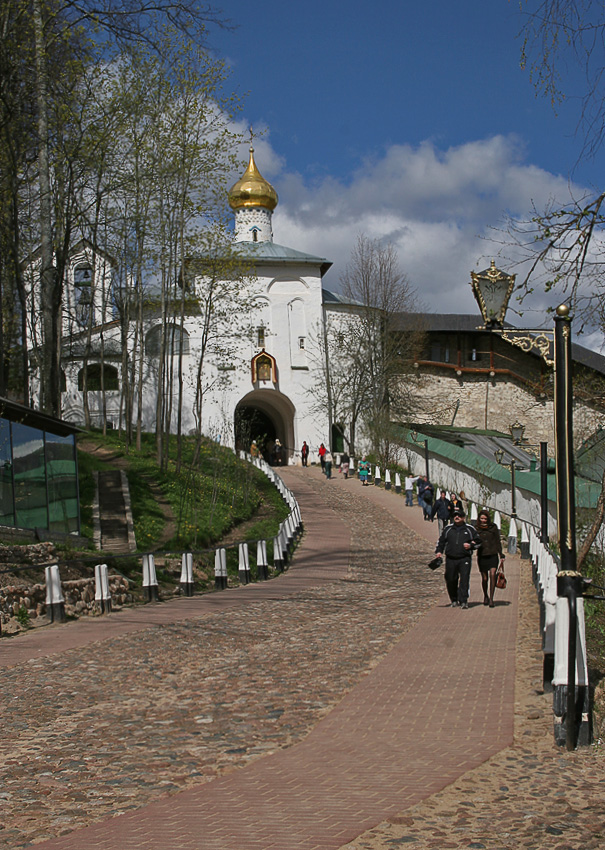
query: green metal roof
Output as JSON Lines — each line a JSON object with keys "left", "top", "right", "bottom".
{"left": 395, "top": 423, "right": 600, "bottom": 510}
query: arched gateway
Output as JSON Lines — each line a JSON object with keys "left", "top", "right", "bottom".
{"left": 234, "top": 389, "right": 296, "bottom": 464}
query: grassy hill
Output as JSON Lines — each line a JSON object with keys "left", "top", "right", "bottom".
{"left": 77, "top": 431, "right": 290, "bottom": 553}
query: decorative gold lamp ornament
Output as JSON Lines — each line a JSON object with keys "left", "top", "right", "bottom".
{"left": 470, "top": 260, "right": 516, "bottom": 328}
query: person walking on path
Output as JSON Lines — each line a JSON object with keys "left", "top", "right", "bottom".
{"left": 474, "top": 508, "right": 505, "bottom": 607}
{"left": 301, "top": 441, "right": 309, "bottom": 467}
{"left": 448, "top": 492, "right": 465, "bottom": 519}
{"left": 318, "top": 443, "right": 327, "bottom": 473}
{"left": 404, "top": 473, "right": 419, "bottom": 506}
{"left": 434, "top": 508, "right": 481, "bottom": 608}
{"left": 358, "top": 456, "right": 371, "bottom": 486}
{"left": 340, "top": 450, "right": 350, "bottom": 479}
{"left": 324, "top": 450, "right": 333, "bottom": 479}
{"left": 417, "top": 475, "right": 428, "bottom": 506}
{"left": 431, "top": 489, "right": 452, "bottom": 535}
{"left": 421, "top": 479, "right": 434, "bottom": 521}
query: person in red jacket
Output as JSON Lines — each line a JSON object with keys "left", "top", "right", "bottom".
{"left": 318, "top": 443, "right": 327, "bottom": 473}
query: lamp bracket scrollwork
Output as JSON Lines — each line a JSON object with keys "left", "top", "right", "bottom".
{"left": 492, "top": 329, "right": 554, "bottom": 367}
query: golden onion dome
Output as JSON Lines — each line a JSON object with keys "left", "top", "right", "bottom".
{"left": 228, "top": 147, "right": 278, "bottom": 211}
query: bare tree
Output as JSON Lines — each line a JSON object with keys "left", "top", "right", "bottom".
{"left": 16, "top": 0, "right": 231, "bottom": 416}
{"left": 317, "top": 235, "right": 424, "bottom": 466}
{"left": 521, "top": 0, "right": 605, "bottom": 160}
{"left": 517, "top": 2, "right": 605, "bottom": 563}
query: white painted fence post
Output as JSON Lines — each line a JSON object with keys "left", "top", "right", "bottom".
{"left": 507, "top": 517, "right": 518, "bottom": 554}
{"left": 273, "top": 534, "right": 284, "bottom": 572}
{"left": 142, "top": 554, "right": 159, "bottom": 602}
{"left": 256, "top": 540, "right": 268, "bottom": 581}
{"left": 180, "top": 553, "right": 194, "bottom": 596}
{"left": 214, "top": 548, "right": 227, "bottom": 590}
{"left": 94, "top": 563, "right": 112, "bottom": 613}
{"left": 45, "top": 564, "right": 65, "bottom": 622}
{"left": 238, "top": 543, "right": 250, "bottom": 584}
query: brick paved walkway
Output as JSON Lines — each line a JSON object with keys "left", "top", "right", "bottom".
{"left": 1, "top": 467, "right": 519, "bottom": 850}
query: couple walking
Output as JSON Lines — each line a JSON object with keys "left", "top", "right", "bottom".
{"left": 433, "top": 507, "right": 504, "bottom": 609}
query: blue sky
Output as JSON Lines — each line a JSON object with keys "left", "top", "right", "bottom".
{"left": 212, "top": 1, "right": 601, "bottom": 345}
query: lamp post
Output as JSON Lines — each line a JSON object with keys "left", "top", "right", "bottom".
{"left": 410, "top": 429, "right": 430, "bottom": 480}
{"left": 494, "top": 449, "right": 517, "bottom": 518}
{"left": 470, "top": 268, "right": 585, "bottom": 747}
{"left": 509, "top": 421, "right": 549, "bottom": 544}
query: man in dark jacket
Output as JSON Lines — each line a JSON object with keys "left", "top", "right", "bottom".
{"left": 430, "top": 489, "right": 451, "bottom": 534}
{"left": 434, "top": 508, "right": 480, "bottom": 608}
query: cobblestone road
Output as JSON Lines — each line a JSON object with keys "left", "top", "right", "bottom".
{"left": 0, "top": 466, "right": 603, "bottom": 849}
{"left": 1, "top": 469, "right": 438, "bottom": 847}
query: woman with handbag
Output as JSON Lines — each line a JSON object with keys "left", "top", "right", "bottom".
{"left": 474, "top": 508, "right": 504, "bottom": 608}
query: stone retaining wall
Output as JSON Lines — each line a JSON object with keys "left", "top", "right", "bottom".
{"left": 0, "top": 575, "right": 134, "bottom": 627}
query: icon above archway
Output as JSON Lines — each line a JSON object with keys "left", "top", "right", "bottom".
{"left": 251, "top": 349, "right": 277, "bottom": 385}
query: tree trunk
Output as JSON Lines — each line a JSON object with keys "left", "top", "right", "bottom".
{"left": 33, "top": 0, "right": 60, "bottom": 415}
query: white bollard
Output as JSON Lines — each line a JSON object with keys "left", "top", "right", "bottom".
{"left": 395, "top": 472, "right": 401, "bottom": 494}
{"left": 45, "top": 564, "right": 65, "bottom": 622}
{"left": 507, "top": 517, "right": 518, "bottom": 554}
{"left": 238, "top": 543, "right": 250, "bottom": 584}
{"left": 520, "top": 523, "right": 530, "bottom": 559}
{"left": 385, "top": 469, "right": 392, "bottom": 490}
{"left": 214, "top": 548, "right": 227, "bottom": 590}
{"left": 470, "top": 502, "right": 478, "bottom": 522}
{"left": 94, "top": 563, "right": 112, "bottom": 613}
{"left": 553, "top": 595, "right": 590, "bottom": 746}
{"left": 293, "top": 503, "right": 303, "bottom": 534}
{"left": 543, "top": 552, "right": 558, "bottom": 691}
{"left": 273, "top": 534, "right": 284, "bottom": 572}
{"left": 374, "top": 465, "right": 381, "bottom": 486}
{"left": 256, "top": 539, "right": 268, "bottom": 581}
{"left": 493, "top": 511, "right": 502, "bottom": 530}
{"left": 281, "top": 525, "right": 290, "bottom": 562}
{"left": 285, "top": 515, "right": 295, "bottom": 552}
{"left": 142, "top": 554, "right": 159, "bottom": 602}
{"left": 180, "top": 553, "right": 194, "bottom": 596}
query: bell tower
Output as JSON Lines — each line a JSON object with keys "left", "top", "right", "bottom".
{"left": 228, "top": 146, "right": 278, "bottom": 243}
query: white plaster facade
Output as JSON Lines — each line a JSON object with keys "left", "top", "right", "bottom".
{"left": 43, "top": 150, "right": 344, "bottom": 463}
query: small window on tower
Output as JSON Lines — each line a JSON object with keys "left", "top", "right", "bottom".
{"left": 298, "top": 337, "right": 305, "bottom": 350}
{"left": 257, "top": 326, "right": 265, "bottom": 348}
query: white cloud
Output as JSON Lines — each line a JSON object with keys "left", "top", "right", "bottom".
{"left": 251, "top": 133, "right": 602, "bottom": 346}
{"left": 224, "top": 127, "right": 602, "bottom": 349}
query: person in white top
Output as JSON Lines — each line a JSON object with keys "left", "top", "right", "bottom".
{"left": 404, "top": 475, "right": 419, "bottom": 506}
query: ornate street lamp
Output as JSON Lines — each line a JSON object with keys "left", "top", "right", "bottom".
{"left": 470, "top": 260, "right": 516, "bottom": 328}
{"left": 510, "top": 420, "right": 525, "bottom": 445}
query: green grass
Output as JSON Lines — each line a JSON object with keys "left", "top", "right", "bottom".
{"left": 77, "top": 431, "right": 289, "bottom": 554}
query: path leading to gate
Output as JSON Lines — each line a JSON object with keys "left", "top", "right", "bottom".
{"left": 1, "top": 466, "right": 519, "bottom": 850}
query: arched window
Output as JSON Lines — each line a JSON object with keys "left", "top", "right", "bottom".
{"left": 78, "top": 363, "right": 119, "bottom": 391}
{"left": 145, "top": 324, "right": 190, "bottom": 357}
{"left": 73, "top": 263, "right": 93, "bottom": 327}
